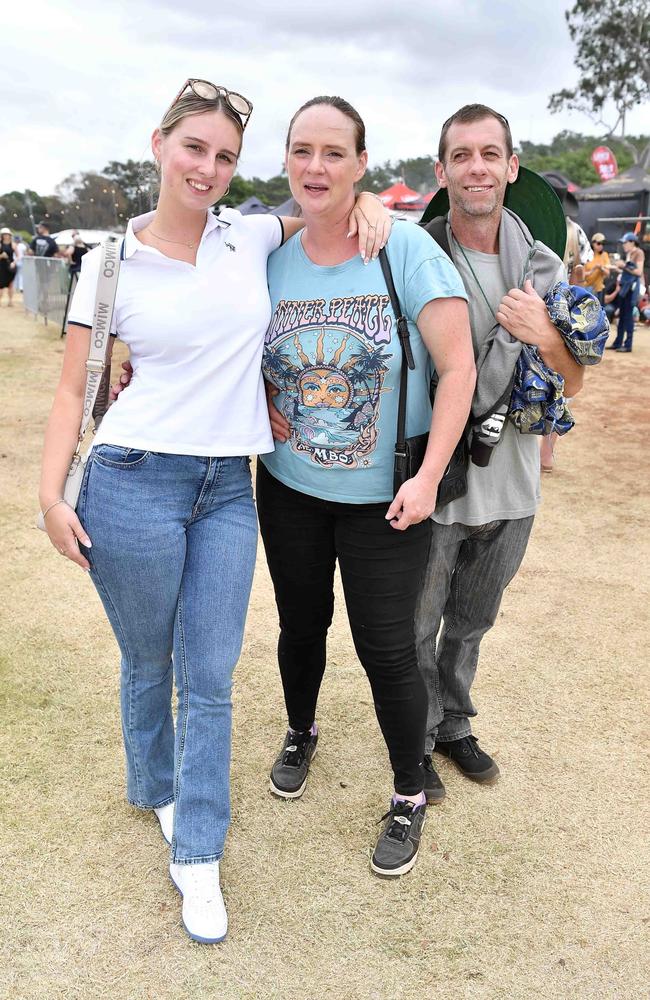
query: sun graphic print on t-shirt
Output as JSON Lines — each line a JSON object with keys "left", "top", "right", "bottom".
{"left": 263, "top": 296, "right": 393, "bottom": 470}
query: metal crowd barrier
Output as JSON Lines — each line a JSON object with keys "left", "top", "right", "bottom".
{"left": 22, "top": 257, "right": 75, "bottom": 332}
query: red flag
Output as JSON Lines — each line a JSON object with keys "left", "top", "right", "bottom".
{"left": 591, "top": 146, "right": 618, "bottom": 181}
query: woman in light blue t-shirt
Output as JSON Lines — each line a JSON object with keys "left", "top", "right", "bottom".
{"left": 259, "top": 96, "right": 475, "bottom": 879}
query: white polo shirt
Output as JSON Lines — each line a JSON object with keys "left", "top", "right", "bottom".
{"left": 68, "top": 208, "right": 283, "bottom": 457}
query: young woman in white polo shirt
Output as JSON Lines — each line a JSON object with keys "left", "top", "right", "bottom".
{"left": 38, "top": 80, "right": 390, "bottom": 944}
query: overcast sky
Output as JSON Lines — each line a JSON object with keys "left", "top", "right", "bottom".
{"left": 4, "top": 0, "right": 648, "bottom": 197}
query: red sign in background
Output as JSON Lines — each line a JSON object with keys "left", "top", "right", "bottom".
{"left": 591, "top": 146, "right": 618, "bottom": 181}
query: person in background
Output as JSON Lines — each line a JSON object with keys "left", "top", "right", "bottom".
{"left": 602, "top": 270, "right": 621, "bottom": 322}
{"left": 66, "top": 234, "right": 88, "bottom": 277}
{"left": 606, "top": 232, "right": 645, "bottom": 352}
{"left": 0, "top": 228, "right": 17, "bottom": 306}
{"left": 638, "top": 288, "right": 650, "bottom": 325}
{"left": 13, "top": 235, "right": 26, "bottom": 293}
{"left": 583, "top": 233, "right": 610, "bottom": 304}
{"left": 29, "top": 221, "right": 59, "bottom": 257}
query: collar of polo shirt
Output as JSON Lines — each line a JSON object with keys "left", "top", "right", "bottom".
{"left": 124, "top": 210, "right": 232, "bottom": 259}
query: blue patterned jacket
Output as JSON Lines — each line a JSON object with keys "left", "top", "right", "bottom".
{"left": 509, "top": 282, "right": 609, "bottom": 436}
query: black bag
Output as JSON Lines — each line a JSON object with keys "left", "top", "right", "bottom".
{"left": 379, "top": 247, "right": 468, "bottom": 509}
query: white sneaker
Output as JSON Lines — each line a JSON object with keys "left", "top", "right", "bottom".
{"left": 169, "top": 861, "right": 227, "bottom": 943}
{"left": 154, "top": 802, "right": 174, "bottom": 845}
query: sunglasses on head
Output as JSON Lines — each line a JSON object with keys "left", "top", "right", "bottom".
{"left": 168, "top": 79, "right": 253, "bottom": 131}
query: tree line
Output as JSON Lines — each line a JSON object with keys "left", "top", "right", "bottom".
{"left": 1, "top": 130, "right": 647, "bottom": 234}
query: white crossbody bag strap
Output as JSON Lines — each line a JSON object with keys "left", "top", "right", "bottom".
{"left": 76, "top": 237, "right": 123, "bottom": 445}
{"left": 36, "top": 237, "right": 123, "bottom": 531}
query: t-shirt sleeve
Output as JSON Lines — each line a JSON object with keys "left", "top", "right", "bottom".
{"left": 67, "top": 245, "right": 117, "bottom": 335}
{"left": 393, "top": 224, "right": 468, "bottom": 322}
{"left": 242, "top": 213, "right": 283, "bottom": 255}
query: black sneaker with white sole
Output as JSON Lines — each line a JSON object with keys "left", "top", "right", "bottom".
{"left": 434, "top": 735, "right": 500, "bottom": 783}
{"left": 269, "top": 728, "right": 318, "bottom": 799}
{"left": 371, "top": 798, "right": 426, "bottom": 877}
{"left": 423, "top": 754, "right": 446, "bottom": 803}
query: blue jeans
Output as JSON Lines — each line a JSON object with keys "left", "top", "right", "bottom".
{"left": 415, "top": 516, "right": 534, "bottom": 752}
{"left": 613, "top": 293, "right": 635, "bottom": 349}
{"left": 77, "top": 446, "right": 257, "bottom": 863}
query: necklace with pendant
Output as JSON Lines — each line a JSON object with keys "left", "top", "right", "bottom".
{"left": 147, "top": 229, "right": 196, "bottom": 249}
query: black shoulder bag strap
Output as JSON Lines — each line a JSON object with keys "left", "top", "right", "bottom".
{"left": 420, "top": 215, "right": 452, "bottom": 259}
{"left": 378, "top": 247, "right": 414, "bottom": 466}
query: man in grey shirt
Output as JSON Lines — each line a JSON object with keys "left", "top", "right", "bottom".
{"left": 416, "top": 105, "right": 585, "bottom": 801}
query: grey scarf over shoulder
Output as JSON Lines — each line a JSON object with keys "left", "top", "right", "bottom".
{"left": 446, "top": 206, "right": 565, "bottom": 422}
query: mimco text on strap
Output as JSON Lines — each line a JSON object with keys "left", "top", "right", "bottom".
{"left": 84, "top": 236, "right": 122, "bottom": 430}
{"left": 36, "top": 237, "right": 123, "bottom": 531}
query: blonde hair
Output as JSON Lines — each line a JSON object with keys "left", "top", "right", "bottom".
{"left": 159, "top": 94, "right": 244, "bottom": 146}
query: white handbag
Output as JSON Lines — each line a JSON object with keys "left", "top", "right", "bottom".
{"left": 37, "top": 238, "right": 123, "bottom": 530}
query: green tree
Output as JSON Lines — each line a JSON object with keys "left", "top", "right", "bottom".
{"left": 251, "top": 173, "right": 292, "bottom": 206}
{"left": 549, "top": 0, "right": 650, "bottom": 157}
{"left": 358, "top": 160, "right": 401, "bottom": 194}
{"left": 0, "top": 190, "right": 42, "bottom": 232}
{"left": 102, "top": 159, "right": 158, "bottom": 216}
{"left": 397, "top": 156, "right": 437, "bottom": 191}
{"left": 220, "top": 174, "right": 257, "bottom": 208}
{"left": 517, "top": 130, "right": 649, "bottom": 186}
{"left": 56, "top": 172, "right": 129, "bottom": 229}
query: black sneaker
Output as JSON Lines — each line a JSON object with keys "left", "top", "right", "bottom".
{"left": 434, "top": 735, "right": 500, "bottom": 783}
{"left": 269, "top": 728, "right": 318, "bottom": 799}
{"left": 371, "top": 799, "right": 426, "bottom": 877}
{"left": 423, "top": 754, "right": 446, "bottom": 804}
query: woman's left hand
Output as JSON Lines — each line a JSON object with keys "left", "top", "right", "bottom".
{"left": 385, "top": 472, "right": 438, "bottom": 531}
{"left": 348, "top": 192, "right": 392, "bottom": 264}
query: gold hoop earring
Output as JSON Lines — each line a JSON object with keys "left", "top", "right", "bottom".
{"left": 222, "top": 184, "right": 230, "bottom": 198}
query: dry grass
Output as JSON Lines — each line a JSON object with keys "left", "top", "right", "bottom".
{"left": 1, "top": 297, "right": 648, "bottom": 1000}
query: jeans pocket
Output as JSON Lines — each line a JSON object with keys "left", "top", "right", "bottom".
{"left": 92, "top": 444, "right": 151, "bottom": 469}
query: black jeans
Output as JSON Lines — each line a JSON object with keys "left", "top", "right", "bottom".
{"left": 256, "top": 463, "right": 431, "bottom": 795}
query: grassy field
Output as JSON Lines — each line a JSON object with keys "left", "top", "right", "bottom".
{"left": 1, "top": 298, "right": 648, "bottom": 1000}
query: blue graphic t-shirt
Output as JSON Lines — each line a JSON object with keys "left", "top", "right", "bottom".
{"left": 261, "top": 221, "right": 467, "bottom": 503}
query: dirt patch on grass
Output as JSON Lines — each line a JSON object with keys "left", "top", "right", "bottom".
{"left": 1, "top": 299, "right": 648, "bottom": 1000}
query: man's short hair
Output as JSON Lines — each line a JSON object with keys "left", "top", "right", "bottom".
{"left": 37, "top": 220, "right": 50, "bottom": 232}
{"left": 438, "top": 104, "right": 513, "bottom": 163}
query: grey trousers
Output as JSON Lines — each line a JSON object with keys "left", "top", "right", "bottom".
{"left": 415, "top": 516, "right": 534, "bottom": 752}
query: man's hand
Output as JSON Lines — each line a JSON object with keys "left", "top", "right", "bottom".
{"left": 265, "top": 381, "right": 290, "bottom": 443}
{"left": 496, "top": 279, "right": 555, "bottom": 347}
{"left": 385, "top": 470, "right": 439, "bottom": 531}
{"left": 109, "top": 360, "right": 133, "bottom": 402}
{"left": 498, "top": 278, "right": 585, "bottom": 396}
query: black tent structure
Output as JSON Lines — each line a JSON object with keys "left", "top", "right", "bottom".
{"left": 576, "top": 147, "right": 650, "bottom": 253}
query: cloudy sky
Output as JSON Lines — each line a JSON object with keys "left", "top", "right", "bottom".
{"left": 4, "top": 0, "right": 648, "bottom": 197}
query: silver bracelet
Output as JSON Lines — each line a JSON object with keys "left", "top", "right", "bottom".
{"left": 42, "top": 498, "right": 69, "bottom": 518}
